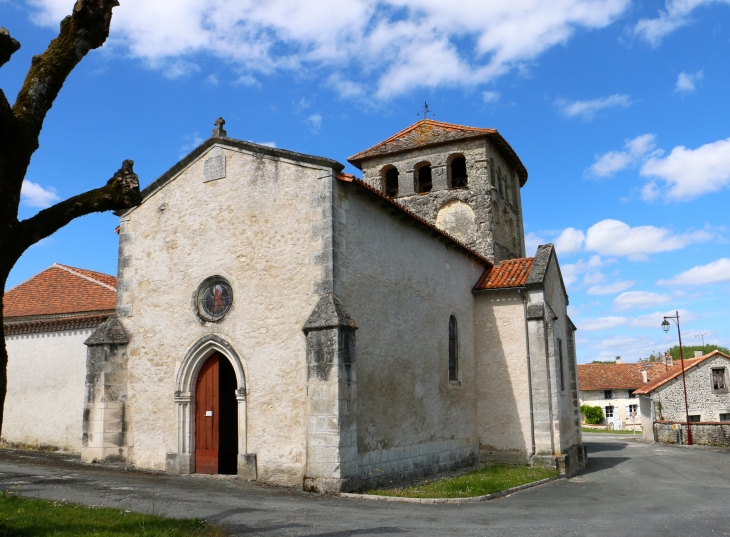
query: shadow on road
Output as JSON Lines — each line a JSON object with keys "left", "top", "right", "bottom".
{"left": 583, "top": 441, "right": 628, "bottom": 454}
{"left": 581, "top": 456, "right": 630, "bottom": 475}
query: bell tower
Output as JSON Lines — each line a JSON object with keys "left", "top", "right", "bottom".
{"left": 348, "top": 119, "right": 528, "bottom": 264}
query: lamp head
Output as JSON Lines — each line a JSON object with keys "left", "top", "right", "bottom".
{"left": 661, "top": 319, "right": 671, "bottom": 333}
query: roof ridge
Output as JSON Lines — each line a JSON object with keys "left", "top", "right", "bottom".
{"left": 348, "top": 119, "right": 496, "bottom": 162}
{"left": 54, "top": 264, "right": 117, "bottom": 292}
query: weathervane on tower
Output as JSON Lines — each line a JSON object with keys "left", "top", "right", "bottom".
{"left": 417, "top": 102, "right": 434, "bottom": 120}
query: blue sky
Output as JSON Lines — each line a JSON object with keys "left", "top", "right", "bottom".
{"left": 2, "top": 0, "right": 729, "bottom": 363}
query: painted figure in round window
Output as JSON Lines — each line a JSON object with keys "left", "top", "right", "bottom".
{"left": 198, "top": 278, "right": 232, "bottom": 321}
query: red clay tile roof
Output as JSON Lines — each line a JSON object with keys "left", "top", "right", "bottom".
{"left": 633, "top": 351, "right": 730, "bottom": 395}
{"left": 347, "top": 119, "right": 528, "bottom": 185}
{"left": 4, "top": 314, "right": 111, "bottom": 335}
{"left": 335, "top": 173, "right": 492, "bottom": 267}
{"left": 473, "top": 257, "right": 534, "bottom": 290}
{"left": 578, "top": 362, "right": 669, "bottom": 391}
{"left": 3, "top": 264, "right": 116, "bottom": 320}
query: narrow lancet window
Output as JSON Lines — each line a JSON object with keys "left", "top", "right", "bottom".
{"left": 415, "top": 163, "right": 432, "bottom": 193}
{"left": 383, "top": 167, "right": 399, "bottom": 197}
{"left": 449, "top": 156, "right": 468, "bottom": 188}
{"left": 448, "top": 315, "right": 458, "bottom": 381}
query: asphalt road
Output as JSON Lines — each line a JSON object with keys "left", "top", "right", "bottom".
{"left": 1, "top": 434, "right": 729, "bottom": 536}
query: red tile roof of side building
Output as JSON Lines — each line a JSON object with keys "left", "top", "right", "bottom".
{"left": 347, "top": 119, "right": 528, "bottom": 185}
{"left": 578, "top": 362, "right": 670, "bottom": 391}
{"left": 3, "top": 264, "right": 116, "bottom": 320}
{"left": 633, "top": 351, "right": 730, "bottom": 395}
{"left": 473, "top": 257, "right": 534, "bottom": 290}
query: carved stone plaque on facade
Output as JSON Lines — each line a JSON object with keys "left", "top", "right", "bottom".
{"left": 204, "top": 155, "right": 226, "bottom": 182}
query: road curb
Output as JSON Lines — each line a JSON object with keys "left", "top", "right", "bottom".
{"left": 340, "top": 475, "right": 564, "bottom": 504}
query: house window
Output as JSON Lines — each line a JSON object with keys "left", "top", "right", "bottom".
{"left": 628, "top": 404, "right": 638, "bottom": 417}
{"left": 712, "top": 368, "right": 727, "bottom": 390}
{"left": 605, "top": 406, "right": 614, "bottom": 418}
{"left": 688, "top": 415, "right": 701, "bottom": 423}
{"left": 629, "top": 389, "right": 636, "bottom": 399}
{"left": 557, "top": 338, "right": 564, "bottom": 391}
{"left": 604, "top": 390, "right": 612, "bottom": 400}
{"left": 448, "top": 315, "right": 458, "bottom": 381}
{"left": 449, "top": 155, "right": 468, "bottom": 188}
{"left": 720, "top": 413, "right": 730, "bottom": 422}
{"left": 415, "top": 162, "right": 432, "bottom": 194}
{"left": 383, "top": 166, "right": 399, "bottom": 197}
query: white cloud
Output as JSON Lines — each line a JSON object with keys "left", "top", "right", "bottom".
{"left": 524, "top": 232, "right": 545, "bottom": 257}
{"left": 482, "top": 91, "right": 500, "bottom": 103}
{"left": 613, "top": 291, "right": 671, "bottom": 311}
{"left": 586, "top": 280, "right": 635, "bottom": 295}
{"left": 554, "top": 227, "right": 585, "bottom": 253}
{"left": 179, "top": 133, "right": 204, "bottom": 156}
{"left": 584, "top": 219, "right": 712, "bottom": 260}
{"left": 659, "top": 258, "right": 730, "bottom": 286}
{"left": 254, "top": 141, "right": 277, "bottom": 148}
{"left": 640, "top": 137, "right": 730, "bottom": 201}
{"left": 675, "top": 69, "right": 703, "bottom": 93}
{"left": 28, "top": 0, "right": 631, "bottom": 98}
{"left": 629, "top": 309, "right": 695, "bottom": 328}
{"left": 555, "top": 94, "right": 631, "bottom": 120}
{"left": 562, "top": 255, "right": 608, "bottom": 286}
{"left": 587, "top": 133, "right": 657, "bottom": 177}
{"left": 306, "top": 114, "right": 323, "bottom": 133}
{"left": 21, "top": 180, "right": 60, "bottom": 208}
{"left": 634, "top": 0, "right": 730, "bottom": 46}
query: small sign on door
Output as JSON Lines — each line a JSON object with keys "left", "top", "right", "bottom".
{"left": 205, "top": 410, "right": 213, "bottom": 417}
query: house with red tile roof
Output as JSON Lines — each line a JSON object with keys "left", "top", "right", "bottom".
{"left": 2, "top": 264, "right": 116, "bottom": 452}
{"left": 632, "top": 351, "right": 730, "bottom": 443}
{"left": 7, "top": 118, "right": 584, "bottom": 490}
{"left": 577, "top": 358, "right": 669, "bottom": 429}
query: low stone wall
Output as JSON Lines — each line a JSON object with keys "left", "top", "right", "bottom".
{"left": 654, "top": 421, "right": 730, "bottom": 447}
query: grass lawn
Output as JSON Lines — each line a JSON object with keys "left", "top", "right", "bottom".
{"left": 366, "top": 464, "right": 558, "bottom": 499}
{"left": 0, "top": 493, "right": 226, "bottom": 536}
{"left": 582, "top": 427, "right": 637, "bottom": 434}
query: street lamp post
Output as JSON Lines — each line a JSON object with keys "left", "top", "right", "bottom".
{"left": 661, "top": 311, "right": 693, "bottom": 445}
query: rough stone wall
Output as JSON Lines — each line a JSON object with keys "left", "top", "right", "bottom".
{"left": 3, "top": 328, "right": 95, "bottom": 451}
{"left": 359, "top": 138, "right": 525, "bottom": 264}
{"left": 337, "top": 181, "right": 483, "bottom": 487}
{"left": 117, "top": 144, "right": 336, "bottom": 485}
{"left": 651, "top": 356, "right": 730, "bottom": 422}
{"left": 655, "top": 422, "right": 730, "bottom": 447}
{"left": 473, "top": 291, "right": 531, "bottom": 463}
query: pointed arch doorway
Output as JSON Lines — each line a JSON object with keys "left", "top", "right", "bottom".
{"left": 195, "top": 352, "right": 239, "bottom": 474}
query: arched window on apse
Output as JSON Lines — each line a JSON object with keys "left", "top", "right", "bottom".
{"left": 448, "top": 315, "right": 458, "bottom": 381}
{"left": 414, "top": 162, "right": 432, "bottom": 194}
{"left": 489, "top": 159, "right": 496, "bottom": 192}
{"left": 448, "top": 155, "right": 468, "bottom": 188}
{"left": 497, "top": 167, "right": 504, "bottom": 197}
{"left": 511, "top": 172, "right": 519, "bottom": 207}
{"left": 382, "top": 166, "right": 399, "bottom": 197}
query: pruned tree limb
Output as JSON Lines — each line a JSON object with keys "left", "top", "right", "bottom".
{"left": 12, "top": 0, "right": 119, "bottom": 143}
{"left": 0, "top": 28, "right": 20, "bottom": 68}
{"left": 17, "top": 159, "right": 141, "bottom": 249}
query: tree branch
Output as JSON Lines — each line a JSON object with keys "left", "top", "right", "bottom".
{"left": 0, "top": 28, "right": 20, "bottom": 69}
{"left": 12, "top": 0, "right": 119, "bottom": 141}
{"left": 17, "top": 159, "right": 141, "bottom": 248}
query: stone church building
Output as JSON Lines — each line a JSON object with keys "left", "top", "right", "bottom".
{"left": 4, "top": 119, "right": 585, "bottom": 492}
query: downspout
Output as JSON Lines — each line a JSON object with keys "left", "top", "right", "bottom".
{"left": 517, "top": 288, "right": 536, "bottom": 464}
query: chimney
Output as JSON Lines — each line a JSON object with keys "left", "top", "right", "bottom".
{"left": 642, "top": 370, "right": 648, "bottom": 384}
{"left": 694, "top": 351, "right": 703, "bottom": 357}
{"left": 615, "top": 356, "right": 622, "bottom": 365}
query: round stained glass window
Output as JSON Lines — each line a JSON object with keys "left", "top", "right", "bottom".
{"left": 197, "top": 278, "right": 233, "bottom": 322}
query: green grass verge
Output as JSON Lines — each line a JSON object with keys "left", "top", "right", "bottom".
{"left": 0, "top": 494, "right": 226, "bottom": 536}
{"left": 366, "top": 464, "right": 558, "bottom": 499}
{"left": 582, "top": 427, "right": 637, "bottom": 434}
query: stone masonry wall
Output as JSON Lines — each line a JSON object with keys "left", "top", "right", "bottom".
{"left": 652, "top": 356, "right": 730, "bottom": 422}
{"left": 358, "top": 138, "right": 525, "bottom": 264}
{"left": 655, "top": 421, "right": 730, "bottom": 447}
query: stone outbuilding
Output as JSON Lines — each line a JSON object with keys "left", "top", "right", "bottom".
{"left": 3, "top": 119, "right": 586, "bottom": 492}
{"left": 634, "top": 351, "right": 730, "bottom": 443}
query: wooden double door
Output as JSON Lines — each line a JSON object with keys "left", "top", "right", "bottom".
{"left": 195, "top": 353, "right": 239, "bottom": 474}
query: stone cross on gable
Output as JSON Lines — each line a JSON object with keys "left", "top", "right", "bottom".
{"left": 212, "top": 117, "right": 227, "bottom": 138}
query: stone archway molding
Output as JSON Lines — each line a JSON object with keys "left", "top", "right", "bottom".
{"left": 166, "top": 334, "right": 256, "bottom": 479}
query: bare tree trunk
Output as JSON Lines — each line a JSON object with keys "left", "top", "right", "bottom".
{"left": 0, "top": 1, "right": 141, "bottom": 437}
